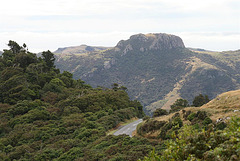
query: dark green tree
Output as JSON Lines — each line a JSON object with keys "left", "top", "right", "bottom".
{"left": 7, "top": 40, "right": 21, "bottom": 54}
{"left": 170, "top": 98, "right": 189, "bottom": 113}
{"left": 13, "top": 52, "right": 37, "bottom": 69}
{"left": 192, "top": 94, "right": 210, "bottom": 107}
{"left": 153, "top": 108, "right": 168, "bottom": 117}
{"left": 42, "top": 50, "right": 55, "bottom": 69}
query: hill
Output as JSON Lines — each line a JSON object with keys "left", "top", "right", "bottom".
{"left": 136, "top": 89, "right": 240, "bottom": 160}
{"left": 0, "top": 41, "right": 153, "bottom": 161}
{"left": 54, "top": 33, "right": 240, "bottom": 115}
{"left": 54, "top": 45, "right": 110, "bottom": 55}
{"left": 0, "top": 41, "right": 239, "bottom": 161}
{"left": 151, "top": 89, "right": 240, "bottom": 125}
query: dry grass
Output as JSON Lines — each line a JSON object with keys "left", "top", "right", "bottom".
{"left": 141, "top": 89, "right": 240, "bottom": 139}
{"left": 201, "top": 89, "right": 240, "bottom": 109}
{"left": 155, "top": 89, "right": 240, "bottom": 123}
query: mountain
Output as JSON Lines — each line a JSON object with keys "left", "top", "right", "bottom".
{"left": 55, "top": 33, "right": 240, "bottom": 115}
{"left": 54, "top": 44, "right": 110, "bottom": 55}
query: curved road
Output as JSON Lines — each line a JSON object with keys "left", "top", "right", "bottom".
{"left": 113, "top": 119, "right": 143, "bottom": 137}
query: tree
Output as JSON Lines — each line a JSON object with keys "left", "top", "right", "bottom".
{"left": 170, "top": 98, "right": 189, "bottom": 113}
{"left": 153, "top": 108, "right": 168, "bottom": 117}
{"left": 7, "top": 40, "right": 21, "bottom": 54}
{"left": 13, "top": 52, "right": 37, "bottom": 69}
{"left": 42, "top": 50, "right": 55, "bottom": 69}
{"left": 192, "top": 94, "right": 210, "bottom": 107}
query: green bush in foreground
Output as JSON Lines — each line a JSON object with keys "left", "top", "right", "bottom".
{"left": 139, "top": 117, "right": 240, "bottom": 161}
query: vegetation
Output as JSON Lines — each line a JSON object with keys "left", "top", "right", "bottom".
{"left": 139, "top": 117, "right": 240, "bottom": 161}
{"left": 170, "top": 98, "right": 189, "bottom": 113}
{"left": 1, "top": 40, "right": 239, "bottom": 160}
{"left": 192, "top": 94, "right": 210, "bottom": 107}
{"left": 153, "top": 109, "right": 168, "bottom": 117}
{"left": 137, "top": 91, "right": 240, "bottom": 161}
{"left": 0, "top": 41, "right": 149, "bottom": 160}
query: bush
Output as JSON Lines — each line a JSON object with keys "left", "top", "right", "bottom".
{"left": 203, "top": 117, "right": 212, "bottom": 126}
{"left": 153, "top": 109, "right": 168, "bottom": 117}
{"left": 196, "top": 111, "right": 208, "bottom": 120}
{"left": 170, "top": 99, "right": 189, "bottom": 113}
{"left": 192, "top": 94, "right": 210, "bottom": 107}
{"left": 137, "top": 120, "right": 167, "bottom": 136}
{"left": 172, "top": 117, "right": 183, "bottom": 129}
{"left": 215, "top": 122, "right": 226, "bottom": 130}
{"left": 187, "top": 113, "right": 196, "bottom": 121}
{"left": 183, "top": 110, "right": 192, "bottom": 120}
{"left": 143, "top": 116, "right": 150, "bottom": 121}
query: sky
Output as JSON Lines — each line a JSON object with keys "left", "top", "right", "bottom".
{"left": 0, "top": 0, "right": 239, "bottom": 52}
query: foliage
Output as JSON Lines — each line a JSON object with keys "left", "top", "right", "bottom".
{"left": 139, "top": 117, "right": 240, "bottom": 161}
{"left": 0, "top": 41, "right": 146, "bottom": 161}
{"left": 192, "top": 94, "right": 210, "bottom": 107}
{"left": 137, "top": 119, "right": 167, "bottom": 136}
{"left": 153, "top": 109, "right": 168, "bottom": 117}
{"left": 170, "top": 98, "right": 189, "bottom": 113}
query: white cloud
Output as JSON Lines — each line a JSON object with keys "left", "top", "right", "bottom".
{"left": 0, "top": 31, "right": 239, "bottom": 53}
{"left": 0, "top": 31, "right": 135, "bottom": 52}
{"left": 0, "top": 0, "right": 239, "bottom": 52}
{"left": 177, "top": 32, "right": 240, "bottom": 51}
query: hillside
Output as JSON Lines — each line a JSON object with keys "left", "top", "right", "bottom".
{"left": 136, "top": 89, "right": 240, "bottom": 160}
{"left": 0, "top": 41, "right": 239, "bottom": 161}
{"left": 150, "top": 89, "right": 240, "bottom": 126}
{"left": 0, "top": 41, "right": 153, "bottom": 161}
{"left": 55, "top": 33, "right": 240, "bottom": 114}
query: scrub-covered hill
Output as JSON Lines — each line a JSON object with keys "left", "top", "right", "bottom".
{"left": 137, "top": 89, "right": 240, "bottom": 160}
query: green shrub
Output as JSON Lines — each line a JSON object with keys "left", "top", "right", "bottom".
{"left": 172, "top": 117, "right": 183, "bottom": 129}
{"left": 143, "top": 116, "right": 150, "bottom": 121}
{"left": 187, "top": 113, "right": 196, "bottom": 121}
{"left": 137, "top": 120, "right": 167, "bottom": 136}
{"left": 196, "top": 111, "right": 208, "bottom": 120}
{"left": 153, "top": 109, "right": 168, "bottom": 117}
{"left": 215, "top": 122, "right": 226, "bottom": 130}
{"left": 203, "top": 117, "right": 212, "bottom": 126}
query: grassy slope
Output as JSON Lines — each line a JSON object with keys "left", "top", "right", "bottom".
{"left": 138, "top": 89, "right": 240, "bottom": 138}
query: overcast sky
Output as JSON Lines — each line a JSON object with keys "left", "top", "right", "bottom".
{"left": 0, "top": 0, "right": 239, "bottom": 52}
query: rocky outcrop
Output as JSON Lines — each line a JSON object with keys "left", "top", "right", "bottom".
{"left": 115, "top": 33, "right": 185, "bottom": 53}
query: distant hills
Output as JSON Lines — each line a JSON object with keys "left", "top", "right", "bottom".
{"left": 55, "top": 45, "right": 110, "bottom": 55}
{"left": 54, "top": 33, "right": 240, "bottom": 115}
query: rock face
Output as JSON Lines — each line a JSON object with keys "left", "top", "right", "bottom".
{"left": 115, "top": 33, "right": 185, "bottom": 53}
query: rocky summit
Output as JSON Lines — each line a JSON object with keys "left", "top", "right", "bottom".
{"left": 115, "top": 33, "right": 185, "bottom": 54}
{"left": 55, "top": 33, "right": 240, "bottom": 115}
